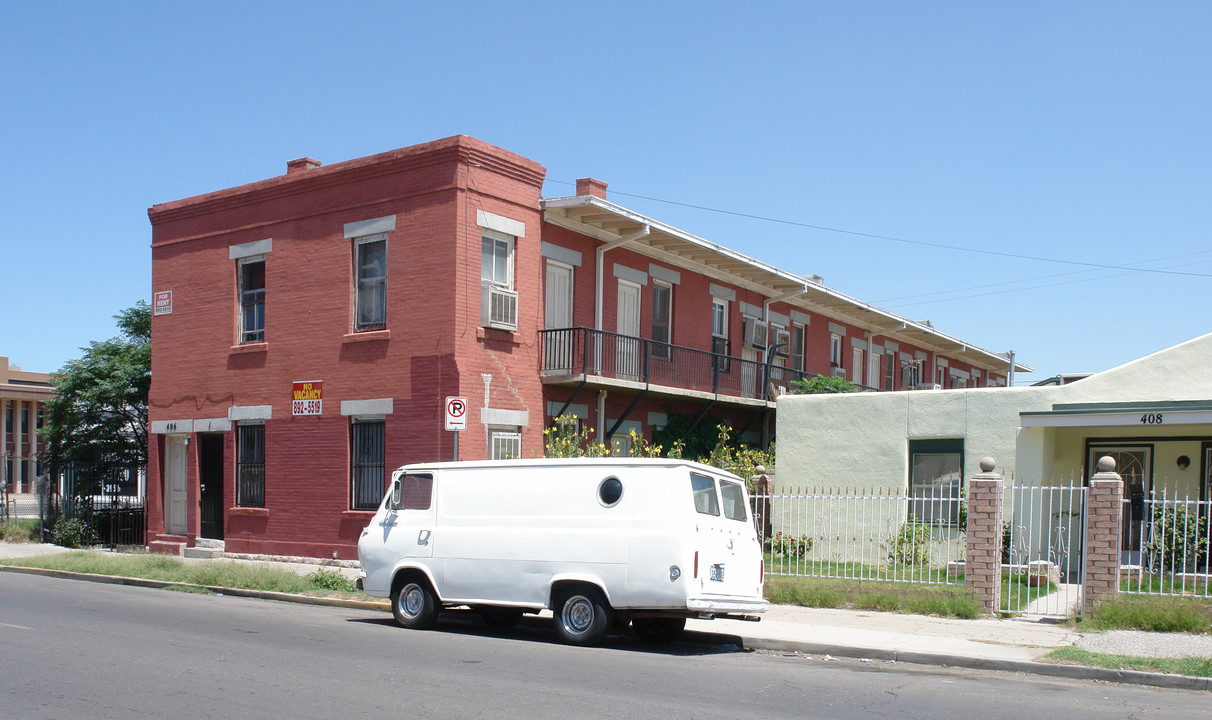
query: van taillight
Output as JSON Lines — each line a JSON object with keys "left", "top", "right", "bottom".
{"left": 694, "top": 551, "right": 699, "bottom": 579}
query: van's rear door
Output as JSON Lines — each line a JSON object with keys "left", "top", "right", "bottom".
{"left": 690, "top": 472, "right": 761, "bottom": 600}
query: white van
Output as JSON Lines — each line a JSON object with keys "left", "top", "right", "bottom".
{"left": 357, "top": 457, "right": 768, "bottom": 645}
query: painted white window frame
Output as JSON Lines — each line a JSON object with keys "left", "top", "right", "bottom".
{"left": 651, "top": 279, "right": 673, "bottom": 360}
{"left": 238, "top": 256, "right": 266, "bottom": 344}
{"left": 354, "top": 233, "right": 388, "bottom": 331}
{"left": 481, "top": 229, "right": 515, "bottom": 289}
{"left": 829, "top": 333, "right": 843, "bottom": 368}
{"left": 790, "top": 323, "right": 805, "bottom": 373}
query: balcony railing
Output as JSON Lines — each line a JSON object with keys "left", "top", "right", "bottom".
{"left": 540, "top": 327, "right": 828, "bottom": 401}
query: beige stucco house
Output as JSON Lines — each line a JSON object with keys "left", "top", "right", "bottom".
{"left": 776, "top": 332, "right": 1212, "bottom": 560}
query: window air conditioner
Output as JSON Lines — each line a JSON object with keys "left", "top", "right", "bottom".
{"left": 743, "top": 317, "right": 768, "bottom": 349}
{"left": 481, "top": 284, "right": 518, "bottom": 331}
{"left": 830, "top": 367, "right": 847, "bottom": 379}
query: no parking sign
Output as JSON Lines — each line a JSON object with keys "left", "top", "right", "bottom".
{"left": 444, "top": 396, "right": 468, "bottom": 431}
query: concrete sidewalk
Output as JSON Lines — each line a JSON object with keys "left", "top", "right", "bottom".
{"left": 2, "top": 542, "right": 1209, "bottom": 690}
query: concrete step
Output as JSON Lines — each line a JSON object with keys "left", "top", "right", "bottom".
{"left": 183, "top": 546, "right": 224, "bottom": 559}
{"left": 194, "top": 538, "right": 225, "bottom": 551}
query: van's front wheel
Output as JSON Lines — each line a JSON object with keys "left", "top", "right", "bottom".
{"left": 393, "top": 578, "right": 439, "bottom": 629}
{"left": 553, "top": 587, "right": 611, "bottom": 645}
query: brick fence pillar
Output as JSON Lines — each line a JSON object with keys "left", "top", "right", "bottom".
{"left": 965, "top": 457, "right": 1004, "bottom": 615}
{"left": 1083, "top": 456, "right": 1123, "bottom": 613}
{"left": 751, "top": 465, "right": 772, "bottom": 542}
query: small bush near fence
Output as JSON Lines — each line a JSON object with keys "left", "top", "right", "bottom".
{"left": 883, "top": 522, "right": 932, "bottom": 565}
{"left": 1142, "top": 499, "right": 1209, "bottom": 571}
{"left": 52, "top": 517, "right": 98, "bottom": 549}
{"left": 765, "top": 532, "right": 812, "bottom": 558}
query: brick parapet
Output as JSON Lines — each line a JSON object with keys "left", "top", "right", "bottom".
{"left": 965, "top": 466, "right": 1004, "bottom": 615}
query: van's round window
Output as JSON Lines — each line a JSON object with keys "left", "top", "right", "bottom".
{"left": 598, "top": 477, "right": 623, "bottom": 507}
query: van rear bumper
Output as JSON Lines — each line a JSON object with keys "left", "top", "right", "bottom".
{"left": 686, "top": 597, "right": 770, "bottom": 616}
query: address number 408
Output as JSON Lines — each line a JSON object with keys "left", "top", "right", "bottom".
{"left": 1140, "top": 413, "right": 1164, "bottom": 425}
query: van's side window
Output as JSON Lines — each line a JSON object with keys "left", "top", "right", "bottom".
{"left": 400, "top": 473, "right": 433, "bottom": 510}
{"left": 691, "top": 473, "right": 720, "bottom": 516}
{"left": 719, "top": 481, "right": 748, "bottom": 522}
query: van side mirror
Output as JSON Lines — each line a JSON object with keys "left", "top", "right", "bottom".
{"left": 390, "top": 479, "right": 401, "bottom": 510}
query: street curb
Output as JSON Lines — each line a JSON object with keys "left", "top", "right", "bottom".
{"left": 726, "top": 635, "right": 1212, "bottom": 692}
{"left": 0, "top": 564, "right": 391, "bottom": 612}
{"left": 5, "top": 564, "right": 1209, "bottom": 691}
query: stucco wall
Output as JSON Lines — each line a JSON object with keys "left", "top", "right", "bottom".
{"left": 775, "top": 332, "right": 1212, "bottom": 493}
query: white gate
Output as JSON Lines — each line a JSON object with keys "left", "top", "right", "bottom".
{"left": 1002, "top": 481, "right": 1086, "bottom": 617}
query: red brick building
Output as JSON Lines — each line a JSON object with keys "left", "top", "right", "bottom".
{"left": 146, "top": 135, "right": 1027, "bottom": 558}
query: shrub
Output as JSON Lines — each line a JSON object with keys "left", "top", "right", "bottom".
{"left": 885, "top": 522, "right": 931, "bottom": 565}
{"left": 1143, "top": 498, "right": 1209, "bottom": 570}
{"left": 765, "top": 531, "right": 812, "bottom": 558}
{"left": 51, "top": 517, "right": 97, "bottom": 549}
{"left": 306, "top": 568, "right": 356, "bottom": 593}
{"left": 788, "top": 375, "right": 856, "bottom": 394}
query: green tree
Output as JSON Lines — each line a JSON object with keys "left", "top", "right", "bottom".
{"left": 40, "top": 302, "right": 151, "bottom": 470}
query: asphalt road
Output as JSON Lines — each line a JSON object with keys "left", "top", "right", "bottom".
{"left": 2, "top": 573, "right": 1210, "bottom": 720}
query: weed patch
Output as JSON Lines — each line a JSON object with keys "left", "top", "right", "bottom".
{"left": 0, "top": 550, "right": 370, "bottom": 600}
{"left": 1081, "top": 596, "right": 1212, "bottom": 634}
{"left": 766, "top": 576, "right": 980, "bottom": 618}
{"left": 1047, "top": 646, "right": 1212, "bottom": 677}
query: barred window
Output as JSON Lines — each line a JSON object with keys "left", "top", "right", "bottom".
{"left": 236, "top": 423, "right": 265, "bottom": 507}
{"left": 351, "top": 419, "right": 385, "bottom": 510}
{"left": 489, "top": 429, "right": 521, "bottom": 460}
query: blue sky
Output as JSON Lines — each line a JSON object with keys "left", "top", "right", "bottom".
{"left": 3, "top": 2, "right": 1209, "bottom": 381}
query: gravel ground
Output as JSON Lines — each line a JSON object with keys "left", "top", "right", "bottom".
{"left": 1076, "top": 630, "right": 1212, "bottom": 659}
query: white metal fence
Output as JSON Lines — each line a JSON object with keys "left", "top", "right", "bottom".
{"left": 1001, "top": 481, "right": 1086, "bottom": 616}
{"left": 1121, "top": 492, "right": 1211, "bottom": 598}
{"left": 754, "top": 486, "right": 966, "bottom": 585}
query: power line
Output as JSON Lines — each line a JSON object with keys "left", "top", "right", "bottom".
{"left": 547, "top": 178, "right": 1212, "bottom": 279}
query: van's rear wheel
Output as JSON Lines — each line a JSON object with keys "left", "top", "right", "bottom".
{"left": 393, "top": 578, "right": 439, "bottom": 629}
{"left": 553, "top": 587, "right": 611, "bottom": 645}
{"left": 631, "top": 617, "right": 686, "bottom": 644}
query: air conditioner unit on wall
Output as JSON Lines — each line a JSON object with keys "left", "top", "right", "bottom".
{"left": 481, "top": 284, "right": 518, "bottom": 331}
{"left": 743, "top": 317, "right": 768, "bottom": 349}
{"left": 830, "top": 366, "right": 846, "bottom": 379}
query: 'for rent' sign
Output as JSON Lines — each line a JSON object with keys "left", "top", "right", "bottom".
{"left": 292, "top": 380, "right": 323, "bottom": 416}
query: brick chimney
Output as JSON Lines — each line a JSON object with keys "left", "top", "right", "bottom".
{"left": 287, "top": 157, "right": 322, "bottom": 174}
{"left": 576, "top": 177, "right": 608, "bottom": 199}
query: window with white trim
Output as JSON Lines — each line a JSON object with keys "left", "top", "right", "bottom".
{"left": 354, "top": 235, "right": 387, "bottom": 331}
{"left": 829, "top": 334, "right": 843, "bottom": 369}
{"left": 790, "top": 323, "right": 805, "bottom": 373}
{"left": 238, "top": 257, "right": 265, "bottom": 343}
{"left": 481, "top": 230, "right": 514, "bottom": 289}
{"left": 711, "top": 298, "right": 730, "bottom": 371}
{"left": 651, "top": 280, "right": 672, "bottom": 360}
